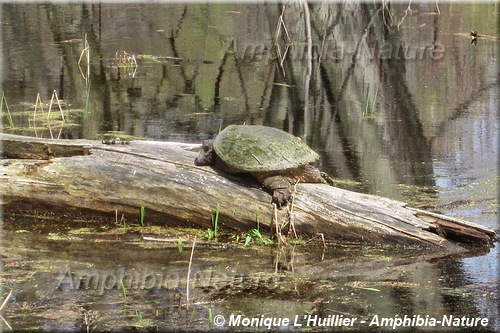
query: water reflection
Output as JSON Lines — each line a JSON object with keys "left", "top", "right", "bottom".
{"left": 1, "top": 1, "right": 498, "bottom": 331}
{"left": 1, "top": 227, "right": 498, "bottom": 331}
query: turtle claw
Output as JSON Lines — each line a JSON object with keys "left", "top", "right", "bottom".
{"left": 272, "top": 188, "right": 291, "bottom": 208}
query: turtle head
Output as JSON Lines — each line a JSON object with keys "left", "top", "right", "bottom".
{"left": 194, "top": 140, "right": 216, "bottom": 166}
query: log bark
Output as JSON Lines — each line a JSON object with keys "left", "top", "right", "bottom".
{"left": 0, "top": 134, "right": 496, "bottom": 253}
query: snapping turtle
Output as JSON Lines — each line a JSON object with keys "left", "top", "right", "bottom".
{"left": 195, "top": 125, "right": 325, "bottom": 207}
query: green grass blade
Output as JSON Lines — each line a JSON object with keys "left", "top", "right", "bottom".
{"left": 208, "top": 308, "right": 213, "bottom": 328}
{"left": 119, "top": 279, "right": 127, "bottom": 301}
{"left": 244, "top": 235, "right": 252, "bottom": 246}
{"left": 140, "top": 206, "right": 145, "bottom": 226}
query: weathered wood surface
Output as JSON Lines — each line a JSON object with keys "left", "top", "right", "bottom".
{"left": 0, "top": 133, "right": 496, "bottom": 253}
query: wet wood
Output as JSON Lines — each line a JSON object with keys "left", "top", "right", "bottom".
{"left": 1, "top": 134, "right": 496, "bottom": 253}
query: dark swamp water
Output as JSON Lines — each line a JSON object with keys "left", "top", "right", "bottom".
{"left": 0, "top": 1, "right": 498, "bottom": 332}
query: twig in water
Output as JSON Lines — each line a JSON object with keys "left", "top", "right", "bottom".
{"left": 398, "top": 0, "right": 412, "bottom": 30}
{"left": 305, "top": 233, "right": 327, "bottom": 251}
{"left": 0, "top": 315, "right": 12, "bottom": 331}
{"left": 0, "top": 290, "right": 13, "bottom": 311}
{"left": 116, "top": 50, "right": 138, "bottom": 67}
{"left": 274, "top": 203, "right": 288, "bottom": 244}
{"left": 79, "top": 307, "right": 98, "bottom": 333}
{"left": 33, "top": 93, "right": 44, "bottom": 126}
{"left": 47, "top": 90, "right": 65, "bottom": 122}
{"left": 186, "top": 236, "right": 196, "bottom": 310}
{"left": 0, "top": 291, "right": 13, "bottom": 330}
{"left": 279, "top": 6, "right": 290, "bottom": 41}
{"left": 272, "top": 203, "right": 279, "bottom": 241}
{"left": 319, "top": 233, "right": 326, "bottom": 248}
{"left": 1, "top": 91, "right": 15, "bottom": 129}
{"left": 78, "top": 34, "right": 90, "bottom": 84}
{"left": 213, "top": 204, "right": 220, "bottom": 239}
{"left": 84, "top": 80, "right": 91, "bottom": 113}
{"left": 274, "top": 5, "right": 291, "bottom": 77}
{"left": 296, "top": 0, "right": 314, "bottom": 126}
{"left": 288, "top": 181, "right": 299, "bottom": 238}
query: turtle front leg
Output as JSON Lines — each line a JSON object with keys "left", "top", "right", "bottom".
{"left": 259, "top": 175, "right": 292, "bottom": 208}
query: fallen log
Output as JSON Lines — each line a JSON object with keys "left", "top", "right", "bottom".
{"left": 0, "top": 133, "right": 496, "bottom": 253}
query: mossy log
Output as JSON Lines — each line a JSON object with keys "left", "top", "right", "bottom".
{"left": 0, "top": 133, "right": 496, "bottom": 253}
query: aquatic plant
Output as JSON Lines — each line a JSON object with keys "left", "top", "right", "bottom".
{"left": 244, "top": 234, "right": 252, "bottom": 246}
{"left": 364, "top": 86, "right": 379, "bottom": 118}
{"left": 84, "top": 81, "right": 91, "bottom": 114}
{"left": 189, "top": 309, "right": 197, "bottom": 325}
{"left": 119, "top": 279, "right": 127, "bottom": 302}
{"left": 1, "top": 91, "right": 15, "bottom": 129}
{"left": 371, "top": 86, "right": 379, "bottom": 115}
{"left": 208, "top": 308, "right": 213, "bottom": 328}
{"left": 140, "top": 206, "right": 145, "bottom": 226}
{"left": 205, "top": 204, "right": 220, "bottom": 241}
{"left": 204, "top": 228, "right": 215, "bottom": 241}
{"left": 212, "top": 203, "right": 220, "bottom": 238}
{"left": 245, "top": 228, "right": 273, "bottom": 246}
{"left": 244, "top": 217, "right": 273, "bottom": 246}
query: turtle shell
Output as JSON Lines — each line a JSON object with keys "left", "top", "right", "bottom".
{"left": 213, "top": 125, "right": 319, "bottom": 173}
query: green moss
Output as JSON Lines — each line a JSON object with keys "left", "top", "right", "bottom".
{"left": 68, "top": 228, "right": 93, "bottom": 235}
{"left": 47, "top": 233, "right": 65, "bottom": 240}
